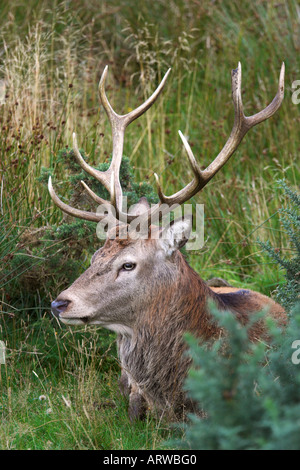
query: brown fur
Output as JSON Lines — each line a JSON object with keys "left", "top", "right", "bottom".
{"left": 52, "top": 226, "right": 286, "bottom": 421}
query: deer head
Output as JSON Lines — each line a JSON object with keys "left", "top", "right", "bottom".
{"left": 49, "top": 63, "right": 285, "bottom": 329}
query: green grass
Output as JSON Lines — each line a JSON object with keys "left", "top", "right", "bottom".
{"left": 0, "top": 315, "right": 179, "bottom": 449}
{"left": 0, "top": 0, "right": 299, "bottom": 450}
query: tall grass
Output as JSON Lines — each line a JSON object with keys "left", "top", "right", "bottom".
{"left": 0, "top": 0, "right": 299, "bottom": 449}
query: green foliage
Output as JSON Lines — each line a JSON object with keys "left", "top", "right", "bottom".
{"left": 176, "top": 301, "right": 300, "bottom": 450}
{"left": 259, "top": 181, "right": 300, "bottom": 312}
{"left": 40, "top": 146, "right": 159, "bottom": 210}
{"left": 0, "top": 313, "right": 174, "bottom": 450}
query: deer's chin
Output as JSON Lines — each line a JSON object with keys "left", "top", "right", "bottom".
{"left": 58, "top": 315, "right": 133, "bottom": 335}
{"left": 58, "top": 316, "right": 89, "bottom": 325}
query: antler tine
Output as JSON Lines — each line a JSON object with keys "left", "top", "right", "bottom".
{"left": 245, "top": 62, "right": 285, "bottom": 127}
{"left": 154, "top": 130, "right": 205, "bottom": 205}
{"left": 99, "top": 66, "right": 171, "bottom": 129}
{"left": 98, "top": 67, "right": 171, "bottom": 220}
{"left": 72, "top": 132, "right": 111, "bottom": 193}
{"left": 48, "top": 176, "right": 104, "bottom": 222}
{"left": 48, "top": 176, "right": 120, "bottom": 223}
{"left": 155, "top": 62, "right": 285, "bottom": 206}
{"left": 48, "top": 131, "right": 113, "bottom": 222}
{"left": 202, "top": 61, "right": 285, "bottom": 182}
{"left": 80, "top": 180, "right": 107, "bottom": 206}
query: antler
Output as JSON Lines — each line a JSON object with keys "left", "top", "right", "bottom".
{"left": 49, "top": 62, "right": 284, "bottom": 225}
{"left": 48, "top": 66, "right": 171, "bottom": 223}
{"left": 155, "top": 62, "right": 285, "bottom": 206}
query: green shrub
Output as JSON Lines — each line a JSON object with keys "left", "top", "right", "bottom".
{"left": 259, "top": 181, "right": 300, "bottom": 312}
{"left": 175, "top": 300, "right": 300, "bottom": 450}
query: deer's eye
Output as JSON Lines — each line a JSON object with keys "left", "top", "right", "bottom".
{"left": 122, "top": 262, "right": 136, "bottom": 271}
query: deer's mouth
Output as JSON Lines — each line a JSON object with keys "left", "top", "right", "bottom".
{"left": 57, "top": 314, "right": 133, "bottom": 335}
{"left": 56, "top": 315, "right": 90, "bottom": 325}
{"left": 51, "top": 299, "right": 91, "bottom": 325}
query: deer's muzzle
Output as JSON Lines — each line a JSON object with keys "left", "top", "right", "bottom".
{"left": 51, "top": 299, "right": 71, "bottom": 318}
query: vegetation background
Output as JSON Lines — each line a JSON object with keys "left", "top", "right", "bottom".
{"left": 0, "top": 0, "right": 299, "bottom": 449}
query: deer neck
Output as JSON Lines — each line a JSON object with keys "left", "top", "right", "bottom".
{"left": 120, "top": 252, "right": 221, "bottom": 409}
{"left": 134, "top": 251, "right": 221, "bottom": 340}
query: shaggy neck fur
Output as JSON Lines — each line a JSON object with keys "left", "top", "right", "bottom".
{"left": 120, "top": 251, "right": 224, "bottom": 413}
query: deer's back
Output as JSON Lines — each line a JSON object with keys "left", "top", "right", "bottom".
{"left": 210, "top": 286, "right": 286, "bottom": 340}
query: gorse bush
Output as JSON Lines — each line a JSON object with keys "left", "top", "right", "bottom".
{"left": 259, "top": 181, "right": 300, "bottom": 312}
{"left": 177, "top": 301, "right": 300, "bottom": 450}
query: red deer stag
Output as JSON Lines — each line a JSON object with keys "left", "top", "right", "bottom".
{"left": 49, "top": 63, "right": 286, "bottom": 420}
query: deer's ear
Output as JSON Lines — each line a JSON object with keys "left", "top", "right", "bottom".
{"left": 159, "top": 215, "right": 192, "bottom": 255}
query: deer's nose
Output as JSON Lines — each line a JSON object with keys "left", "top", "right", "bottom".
{"left": 51, "top": 299, "right": 71, "bottom": 318}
